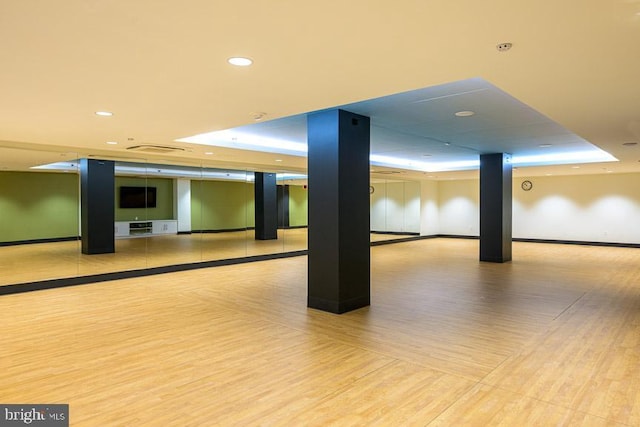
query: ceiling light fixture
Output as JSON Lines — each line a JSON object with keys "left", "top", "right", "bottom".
{"left": 106, "top": 141, "right": 118, "bottom": 145}
{"left": 95, "top": 111, "right": 113, "bottom": 117}
{"left": 454, "top": 110, "right": 475, "bottom": 117}
{"left": 496, "top": 42, "right": 513, "bottom": 52}
{"left": 275, "top": 159, "right": 283, "bottom": 162}
{"left": 539, "top": 144, "right": 553, "bottom": 148}
{"left": 204, "top": 152, "right": 213, "bottom": 155}
{"left": 228, "top": 57, "right": 253, "bottom": 66}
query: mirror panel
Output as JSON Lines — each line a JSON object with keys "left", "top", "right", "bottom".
{"left": 0, "top": 147, "right": 81, "bottom": 285}
{"left": 0, "top": 145, "right": 311, "bottom": 288}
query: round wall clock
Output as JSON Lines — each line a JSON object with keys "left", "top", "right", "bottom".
{"left": 521, "top": 180, "right": 533, "bottom": 191}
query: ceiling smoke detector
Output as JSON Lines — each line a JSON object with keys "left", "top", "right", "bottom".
{"left": 496, "top": 42, "right": 513, "bottom": 52}
{"left": 251, "top": 112, "right": 267, "bottom": 121}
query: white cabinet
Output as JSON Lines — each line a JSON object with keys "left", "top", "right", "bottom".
{"left": 152, "top": 220, "right": 178, "bottom": 235}
{"left": 115, "top": 220, "right": 178, "bottom": 238}
{"left": 115, "top": 222, "right": 130, "bottom": 237}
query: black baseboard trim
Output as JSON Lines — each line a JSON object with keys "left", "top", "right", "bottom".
{"left": 371, "top": 234, "right": 437, "bottom": 246}
{"left": 177, "top": 231, "right": 192, "bottom": 235}
{"left": 512, "top": 237, "right": 640, "bottom": 249}
{"left": 436, "top": 234, "right": 479, "bottom": 240}
{"left": 0, "top": 250, "right": 308, "bottom": 296}
{"left": 0, "top": 236, "right": 80, "bottom": 247}
{"left": 191, "top": 227, "right": 256, "bottom": 234}
{"left": 279, "top": 225, "right": 308, "bottom": 230}
{"left": 436, "top": 234, "right": 640, "bottom": 249}
{"left": 371, "top": 231, "right": 420, "bottom": 236}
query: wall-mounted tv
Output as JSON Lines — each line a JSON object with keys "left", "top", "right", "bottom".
{"left": 119, "top": 186, "right": 157, "bottom": 208}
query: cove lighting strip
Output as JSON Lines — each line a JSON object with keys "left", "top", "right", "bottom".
{"left": 178, "top": 129, "right": 617, "bottom": 172}
{"left": 30, "top": 161, "right": 308, "bottom": 182}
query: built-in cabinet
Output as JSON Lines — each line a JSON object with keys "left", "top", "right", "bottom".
{"left": 115, "top": 220, "right": 178, "bottom": 238}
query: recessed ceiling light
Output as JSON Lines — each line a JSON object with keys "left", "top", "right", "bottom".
{"left": 275, "top": 159, "right": 283, "bottom": 162}
{"left": 228, "top": 57, "right": 253, "bottom": 66}
{"left": 539, "top": 144, "right": 553, "bottom": 148}
{"left": 572, "top": 165, "right": 580, "bottom": 169}
{"left": 95, "top": 111, "right": 113, "bottom": 117}
{"left": 454, "top": 111, "right": 475, "bottom": 117}
{"left": 106, "top": 141, "right": 118, "bottom": 145}
{"left": 204, "top": 152, "right": 214, "bottom": 155}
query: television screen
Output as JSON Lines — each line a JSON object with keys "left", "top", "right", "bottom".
{"left": 119, "top": 186, "right": 157, "bottom": 208}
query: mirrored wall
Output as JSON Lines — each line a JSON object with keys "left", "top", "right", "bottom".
{"left": 0, "top": 145, "right": 422, "bottom": 287}
{"left": 0, "top": 146, "right": 309, "bottom": 287}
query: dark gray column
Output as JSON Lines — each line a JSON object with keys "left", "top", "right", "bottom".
{"left": 480, "top": 153, "right": 512, "bottom": 262}
{"left": 254, "top": 172, "right": 278, "bottom": 240}
{"left": 277, "top": 184, "right": 290, "bottom": 228}
{"left": 80, "top": 158, "right": 115, "bottom": 254}
{"left": 307, "top": 109, "right": 370, "bottom": 314}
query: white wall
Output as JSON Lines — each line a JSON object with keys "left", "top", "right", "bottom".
{"left": 438, "top": 179, "right": 479, "bottom": 236}
{"left": 513, "top": 173, "right": 640, "bottom": 244}
{"left": 432, "top": 173, "right": 640, "bottom": 244}
{"left": 420, "top": 180, "right": 439, "bottom": 236}
{"left": 370, "top": 181, "right": 421, "bottom": 233}
{"left": 174, "top": 178, "right": 192, "bottom": 232}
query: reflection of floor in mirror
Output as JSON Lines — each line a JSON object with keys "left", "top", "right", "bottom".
{"left": 0, "top": 229, "right": 416, "bottom": 287}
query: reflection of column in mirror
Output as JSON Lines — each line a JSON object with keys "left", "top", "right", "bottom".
{"left": 80, "top": 158, "right": 115, "bottom": 254}
{"left": 254, "top": 172, "right": 278, "bottom": 240}
{"left": 277, "top": 181, "right": 290, "bottom": 251}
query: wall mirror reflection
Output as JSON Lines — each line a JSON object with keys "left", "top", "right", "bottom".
{"left": 0, "top": 146, "right": 310, "bottom": 288}
{"left": 1, "top": 144, "right": 425, "bottom": 288}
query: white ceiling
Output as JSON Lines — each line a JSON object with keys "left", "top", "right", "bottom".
{"left": 1, "top": 1, "right": 639, "bottom": 181}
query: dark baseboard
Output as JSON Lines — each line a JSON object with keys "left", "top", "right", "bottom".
{"left": 0, "top": 250, "right": 309, "bottom": 296}
{"left": 371, "top": 231, "right": 420, "bottom": 236}
{"left": 280, "top": 225, "right": 308, "bottom": 230}
{"left": 436, "top": 234, "right": 479, "bottom": 240}
{"left": 371, "top": 234, "right": 437, "bottom": 246}
{"left": 512, "top": 237, "right": 640, "bottom": 249}
{"left": 191, "top": 227, "right": 256, "bottom": 234}
{"left": 0, "top": 236, "right": 80, "bottom": 247}
{"left": 436, "top": 234, "right": 640, "bottom": 249}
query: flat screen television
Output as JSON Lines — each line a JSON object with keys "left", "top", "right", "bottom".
{"left": 119, "top": 186, "right": 157, "bottom": 208}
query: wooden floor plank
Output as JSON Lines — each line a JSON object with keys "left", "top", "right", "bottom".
{"left": 1, "top": 238, "right": 639, "bottom": 425}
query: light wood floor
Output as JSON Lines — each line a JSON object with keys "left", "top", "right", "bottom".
{"left": 1, "top": 239, "right": 639, "bottom": 425}
{"left": 0, "top": 229, "right": 404, "bottom": 286}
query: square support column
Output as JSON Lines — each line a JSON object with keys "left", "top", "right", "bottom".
{"left": 255, "top": 172, "right": 278, "bottom": 240}
{"left": 80, "top": 158, "right": 115, "bottom": 254}
{"left": 277, "top": 184, "right": 290, "bottom": 228}
{"left": 307, "top": 109, "right": 370, "bottom": 314}
{"left": 480, "top": 153, "right": 512, "bottom": 262}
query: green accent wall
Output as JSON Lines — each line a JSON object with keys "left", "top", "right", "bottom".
{"left": 0, "top": 171, "right": 79, "bottom": 242}
{"left": 191, "top": 180, "right": 255, "bottom": 231}
{"left": 289, "top": 185, "right": 308, "bottom": 227}
{"left": 114, "top": 177, "right": 174, "bottom": 221}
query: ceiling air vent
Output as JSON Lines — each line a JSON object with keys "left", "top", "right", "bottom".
{"left": 126, "top": 145, "right": 186, "bottom": 154}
